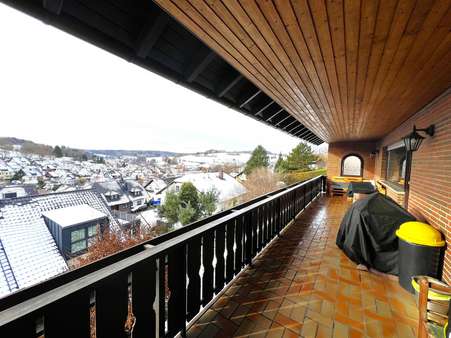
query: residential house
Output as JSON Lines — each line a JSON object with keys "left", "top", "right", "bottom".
{"left": 92, "top": 180, "right": 131, "bottom": 212}
{"left": 0, "top": 185, "right": 37, "bottom": 200}
{"left": 0, "top": 160, "right": 14, "bottom": 181}
{"left": 0, "top": 189, "right": 117, "bottom": 297}
{"left": 144, "top": 177, "right": 167, "bottom": 206}
{"left": 43, "top": 204, "right": 109, "bottom": 259}
{"left": 158, "top": 172, "right": 247, "bottom": 211}
{"left": 120, "top": 179, "right": 148, "bottom": 212}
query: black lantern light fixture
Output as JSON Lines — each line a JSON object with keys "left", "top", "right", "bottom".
{"left": 402, "top": 125, "right": 435, "bottom": 152}
{"left": 402, "top": 124, "right": 434, "bottom": 208}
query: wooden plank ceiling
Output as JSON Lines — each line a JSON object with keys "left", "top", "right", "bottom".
{"left": 155, "top": 0, "right": 451, "bottom": 142}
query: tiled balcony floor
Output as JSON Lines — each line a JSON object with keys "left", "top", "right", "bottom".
{"left": 187, "top": 196, "right": 418, "bottom": 337}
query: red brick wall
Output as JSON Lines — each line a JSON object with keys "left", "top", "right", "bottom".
{"left": 327, "top": 141, "right": 377, "bottom": 179}
{"left": 375, "top": 90, "right": 451, "bottom": 282}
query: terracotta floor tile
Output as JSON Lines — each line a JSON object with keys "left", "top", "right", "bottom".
{"left": 290, "top": 305, "right": 307, "bottom": 322}
{"left": 198, "top": 323, "right": 220, "bottom": 338}
{"left": 348, "top": 328, "right": 363, "bottom": 338}
{"left": 332, "top": 321, "right": 349, "bottom": 338}
{"left": 300, "top": 318, "right": 318, "bottom": 337}
{"left": 219, "top": 300, "right": 239, "bottom": 318}
{"left": 187, "top": 197, "right": 419, "bottom": 337}
{"left": 196, "top": 309, "right": 218, "bottom": 324}
{"left": 265, "top": 322, "right": 286, "bottom": 338}
{"left": 320, "top": 300, "right": 335, "bottom": 318}
{"left": 306, "top": 308, "right": 333, "bottom": 328}
{"left": 334, "top": 313, "right": 364, "bottom": 331}
{"left": 316, "top": 324, "right": 333, "bottom": 338}
{"left": 365, "top": 321, "right": 382, "bottom": 338}
{"left": 282, "top": 329, "right": 299, "bottom": 338}
{"left": 396, "top": 322, "right": 416, "bottom": 338}
{"left": 375, "top": 299, "right": 392, "bottom": 318}
{"left": 186, "top": 324, "right": 205, "bottom": 338}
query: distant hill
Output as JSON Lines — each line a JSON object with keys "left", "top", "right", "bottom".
{"left": 0, "top": 137, "right": 53, "bottom": 156}
{"left": 88, "top": 149, "right": 180, "bottom": 158}
{"left": 0, "top": 137, "right": 88, "bottom": 159}
{"left": 0, "top": 137, "right": 28, "bottom": 146}
{"left": 0, "top": 137, "right": 267, "bottom": 159}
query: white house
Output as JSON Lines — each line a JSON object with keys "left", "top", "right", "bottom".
{"left": 157, "top": 172, "right": 247, "bottom": 211}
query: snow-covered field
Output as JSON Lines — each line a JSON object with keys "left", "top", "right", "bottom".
{"left": 178, "top": 152, "right": 252, "bottom": 166}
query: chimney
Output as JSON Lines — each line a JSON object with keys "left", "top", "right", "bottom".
{"left": 218, "top": 170, "right": 224, "bottom": 180}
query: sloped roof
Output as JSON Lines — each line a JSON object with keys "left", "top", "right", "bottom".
{"left": 174, "top": 172, "right": 246, "bottom": 203}
{"left": 0, "top": 189, "right": 118, "bottom": 298}
{"left": 92, "top": 180, "right": 130, "bottom": 206}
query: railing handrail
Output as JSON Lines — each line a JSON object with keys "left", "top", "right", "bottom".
{"left": 0, "top": 175, "right": 325, "bottom": 327}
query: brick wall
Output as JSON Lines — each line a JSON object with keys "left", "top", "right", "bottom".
{"left": 327, "top": 141, "right": 377, "bottom": 179}
{"left": 375, "top": 90, "right": 451, "bottom": 282}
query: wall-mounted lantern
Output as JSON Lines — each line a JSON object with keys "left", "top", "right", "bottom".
{"left": 402, "top": 125, "right": 435, "bottom": 152}
{"left": 401, "top": 124, "right": 435, "bottom": 209}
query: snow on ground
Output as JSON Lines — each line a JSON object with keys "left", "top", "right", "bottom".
{"left": 178, "top": 152, "right": 252, "bottom": 166}
{"left": 138, "top": 209, "right": 159, "bottom": 226}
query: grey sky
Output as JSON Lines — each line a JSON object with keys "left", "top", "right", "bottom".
{"left": 0, "top": 4, "right": 325, "bottom": 154}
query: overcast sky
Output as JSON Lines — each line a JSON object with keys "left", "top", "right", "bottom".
{"left": 0, "top": 4, "right": 325, "bottom": 154}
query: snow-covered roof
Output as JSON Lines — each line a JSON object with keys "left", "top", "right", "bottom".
{"left": 42, "top": 204, "right": 107, "bottom": 228}
{"left": 0, "top": 185, "right": 37, "bottom": 199}
{"left": 145, "top": 178, "right": 167, "bottom": 193}
{"left": 138, "top": 209, "right": 158, "bottom": 226}
{"left": 0, "top": 189, "right": 118, "bottom": 298}
{"left": 173, "top": 172, "right": 246, "bottom": 202}
{"left": 92, "top": 180, "right": 131, "bottom": 206}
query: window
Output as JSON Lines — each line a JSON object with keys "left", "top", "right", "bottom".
{"left": 386, "top": 144, "right": 406, "bottom": 185}
{"left": 71, "top": 229, "right": 85, "bottom": 242}
{"left": 88, "top": 225, "right": 97, "bottom": 237}
{"left": 71, "top": 240, "right": 87, "bottom": 254}
{"left": 105, "top": 191, "right": 120, "bottom": 201}
{"left": 341, "top": 154, "right": 363, "bottom": 176}
{"left": 70, "top": 225, "right": 98, "bottom": 254}
{"left": 131, "top": 189, "right": 142, "bottom": 197}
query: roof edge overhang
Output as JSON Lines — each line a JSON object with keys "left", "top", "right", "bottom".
{"left": 0, "top": 0, "right": 323, "bottom": 145}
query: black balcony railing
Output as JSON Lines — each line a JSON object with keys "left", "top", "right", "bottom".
{"left": 0, "top": 175, "right": 326, "bottom": 338}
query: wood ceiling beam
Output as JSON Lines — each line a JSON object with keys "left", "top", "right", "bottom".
{"left": 287, "top": 124, "right": 304, "bottom": 134}
{"left": 292, "top": 127, "right": 307, "bottom": 137}
{"left": 217, "top": 74, "right": 243, "bottom": 98}
{"left": 239, "top": 89, "right": 261, "bottom": 108}
{"left": 136, "top": 13, "right": 169, "bottom": 59}
{"left": 304, "top": 134, "right": 318, "bottom": 143}
{"left": 296, "top": 129, "right": 312, "bottom": 138}
{"left": 282, "top": 120, "right": 298, "bottom": 131}
{"left": 185, "top": 50, "right": 216, "bottom": 83}
{"left": 274, "top": 115, "right": 293, "bottom": 127}
{"left": 255, "top": 100, "right": 274, "bottom": 117}
{"left": 265, "top": 108, "right": 284, "bottom": 122}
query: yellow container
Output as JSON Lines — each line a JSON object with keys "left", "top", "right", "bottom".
{"left": 396, "top": 221, "right": 445, "bottom": 247}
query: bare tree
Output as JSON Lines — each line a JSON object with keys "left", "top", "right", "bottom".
{"left": 241, "top": 167, "right": 284, "bottom": 202}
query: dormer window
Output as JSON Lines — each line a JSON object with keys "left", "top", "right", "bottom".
{"left": 130, "top": 188, "right": 142, "bottom": 197}
{"left": 105, "top": 191, "right": 120, "bottom": 201}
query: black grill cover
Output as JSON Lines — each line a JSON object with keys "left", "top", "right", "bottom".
{"left": 336, "top": 193, "right": 416, "bottom": 275}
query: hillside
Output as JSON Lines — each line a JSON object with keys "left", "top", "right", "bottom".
{"left": 0, "top": 137, "right": 53, "bottom": 156}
